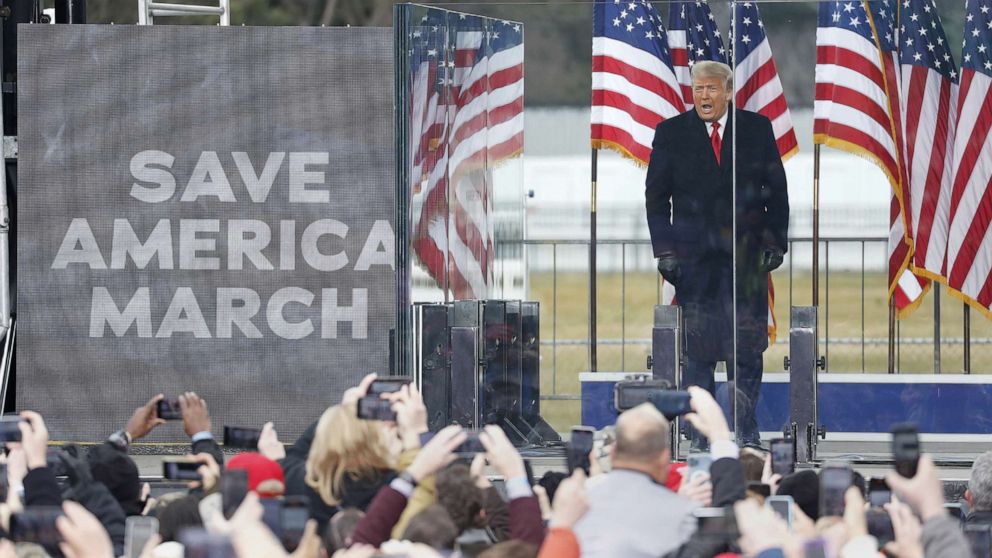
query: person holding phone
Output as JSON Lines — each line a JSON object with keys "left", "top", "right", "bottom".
{"left": 573, "top": 387, "right": 745, "bottom": 558}
{"left": 885, "top": 454, "right": 972, "bottom": 558}
{"left": 965, "top": 451, "right": 992, "bottom": 529}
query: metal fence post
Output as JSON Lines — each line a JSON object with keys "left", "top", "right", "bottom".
{"left": 964, "top": 303, "right": 971, "bottom": 374}
{"left": 933, "top": 284, "right": 941, "bottom": 374}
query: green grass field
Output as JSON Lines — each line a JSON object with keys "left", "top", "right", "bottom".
{"left": 526, "top": 270, "right": 992, "bottom": 429}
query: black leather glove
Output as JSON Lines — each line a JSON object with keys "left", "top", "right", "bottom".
{"left": 762, "top": 247, "right": 784, "bottom": 272}
{"left": 657, "top": 253, "right": 682, "bottom": 285}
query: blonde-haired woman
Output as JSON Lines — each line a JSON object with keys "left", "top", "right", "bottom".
{"left": 279, "top": 374, "right": 430, "bottom": 526}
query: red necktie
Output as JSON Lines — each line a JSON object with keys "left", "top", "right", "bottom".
{"left": 711, "top": 122, "right": 722, "bottom": 165}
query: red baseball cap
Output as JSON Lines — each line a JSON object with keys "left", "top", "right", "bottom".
{"left": 227, "top": 452, "right": 286, "bottom": 497}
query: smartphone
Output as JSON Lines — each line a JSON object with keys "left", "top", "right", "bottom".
{"left": 693, "top": 507, "right": 739, "bottom": 542}
{"left": 613, "top": 379, "right": 672, "bottom": 411}
{"left": 891, "top": 423, "right": 920, "bottom": 478}
{"left": 280, "top": 496, "right": 310, "bottom": 552}
{"left": 803, "top": 539, "right": 827, "bottom": 558}
{"left": 819, "top": 462, "right": 853, "bottom": 518}
{"left": 125, "top": 516, "right": 159, "bottom": 558}
{"left": 456, "top": 431, "right": 485, "bottom": 454}
{"left": 0, "top": 416, "right": 23, "bottom": 442}
{"left": 221, "top": 470, "right": 248, "bottom": 519}
{"left": 567, "top": 427, "right": 595, "bottom": 474}
{"left": 868, "top": 477, "right": 891, "bottom": 507}
{"left": 223, "top": 426, "right": 261, "bottom": 449}
{"left": 770, "top": 438, "right": 795, "bottom": 476}
{"left": 767, "top": 495, "right": 793, "bottom": 527}
{"left": 0, "top": 463, "right": 7, "bottom": 502}
{"left": 964, "top": 525, "right": 992, "bottom": 558}
{"left": 367, "top": 377, "right": 412, "bottom": 395}
{"left": 179, "top": 528, "right": 236, "bottom": 558}
{"left": 648, "top": 390, "right": 693, "bottom": 420}
{"left": 687, "top": 452, "right": 713, "bottom": 482}
{"left": 10, "top": 507, "right": 64, "bottom": 545}
{"left": 156, "top": 399, "right": 183, "bottom": 421}
{"left": 866, "top": 508, "right": 895, "bottom": 546}
{"left": 162, "top": 458, "right": 201, "bottom": 481}
{"left": 356, "top": 396, "right": 396, "bottom": 421}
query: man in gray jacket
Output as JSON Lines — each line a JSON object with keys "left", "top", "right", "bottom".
{"left": 574, "top": 387, "right": 739, "bottom": 557}
{"left": 965, "top": 451, "right": 992, "bottom": 527}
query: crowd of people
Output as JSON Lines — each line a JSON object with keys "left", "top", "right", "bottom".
{"left": 0, "top": 373, "right": 989, "bottom": 558}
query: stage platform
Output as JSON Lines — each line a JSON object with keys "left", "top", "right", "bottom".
{"left": 127, "top": 435, "right": 984, "bottom": 503}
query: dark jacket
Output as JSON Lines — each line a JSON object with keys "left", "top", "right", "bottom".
{"left": 279, "top": 419, "right": 395, "bottom": 523}
{"left": 645, "top": 107, "right": 789, "bottom": 359}
{"left": 24, "top": 467, "right": 63, "bottom": 507}
{"left": 192, "top": 437, "right": 224, "bottom": 467}
{"left": 352, "top": 484, "right": 545, "bottom": 550}
{"left": 663, "top": 457, "right": 747, "bottom": 558}
{"left": 965, "top": 509, "right": 992, "bottom": 527}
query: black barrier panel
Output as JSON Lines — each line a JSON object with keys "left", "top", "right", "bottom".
{"left": 16, "top": 25, "right": 395, "bottom": 442}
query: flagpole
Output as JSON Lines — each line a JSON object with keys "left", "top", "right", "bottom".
{"left": 813, "top": 144, "right": 821, "bottom": 307}
{"left": 888, "top": 300, "right": 896, "bottom": 374}
{"left": 964, "top": 304, "right": 971, "bottom": 374}
{"left": 590, "top": 147, "right": 598, "bottom": 372}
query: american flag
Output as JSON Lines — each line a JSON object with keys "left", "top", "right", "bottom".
{"left": 410, "top": 14, "right": 524, "bottom": 300}
{"left": 897, "top": 0, "right": 958, "bottom": 298}
{"left": 946, "top": 0, "right": 992, "bottom": 317}
{"left": 813, "top": 0, "right": 927, "bottom": 314}
{"left": 591, "top": 0, "right": 683, "bottom": 165}
{"left": 668, "top": 1, "right": 727, "bottom": 108}
{"left": 731, "top": 2, "right": 799, "bottom": 161}
{"left": 870, "top": 0, "right": 931, "bottom": 313}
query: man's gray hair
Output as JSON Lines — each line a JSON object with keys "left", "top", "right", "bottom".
{"left": 614, "top": 403, "right": 670, "bottom": 463}
{"left": 691, "top": 60, "right": 734, "bottom": 91}
{"left": 970, "top": 451, "right": 992, "bottom": 511}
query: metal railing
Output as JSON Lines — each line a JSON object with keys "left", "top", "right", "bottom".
{"left": 506, "top": 236, "right": 990, "bottom": 385}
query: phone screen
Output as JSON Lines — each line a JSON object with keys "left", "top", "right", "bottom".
{"left": 891, "top": 424, "right": 920, "bottom": 478}
{"left": 10, "top": 507, "right": 64, "bottom": 545}
{"left": 866, "top": 509, "right": 894, "bottom": 546}
{"left": 280, "top": 497, "right": 310, "bottom": 551}
{"left": 867, "top": 477, "right": 891, "bottom": 508}
{"left": 156, "top": 399, "right": 183, "bottom": 421}
{"left": 687, "top": 453, "right": 713, "bottom": 482}
{"left": 162, "top": 460, "right": 201, "bottom": 481}
{"left": 125, "top": 516, "right": 159, "bottom": 558}
{"left": 367, "top": 377, "right": 412, "bottom": 395}
{"left": 179, "top": 528, "right": 236, "bottom": 558}
{"left": 0, "top": 417, "right": 23, "bottom": 442}
{"left": 223, "top": 426, "right": 261, "bottom": 449}
{"left": 356, "top": 397, "right": 396, "bottom": 421}
{"left": 0, "top": 463, "right": 8, "bottom": 502}
{"left": 221, "top": 470, "right": 248, "bottom": 519}
{"left": 568, "top": 427, "right": 595, "bottom": 474}
{"left": 693, "top": 507, "right": 739, "bottom": 541}
{"left": 456, "top": 431, "right": 485, "bottom": 454}
{"left": 819, "top": 464, "right": 852, "bottom": 518}
{"left": 767, "top": 496, "right": 793, "bottom": 527}
{"left": 770, "top": 438, "right": 795, "bottom": 476}
{"left": 647, "top": 390, "right": 693, "bottom": 420}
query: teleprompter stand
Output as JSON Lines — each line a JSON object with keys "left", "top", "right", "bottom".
{"left": 783, "top": 306, "right": 827, "bottom": 465}
{"left": 415, "top": 299, "right": 559, "bottom": 446}
{"left": 647, "top": 304, "right": 682, "bottom": 456}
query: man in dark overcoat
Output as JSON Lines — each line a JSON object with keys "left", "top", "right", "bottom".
{"left": 645, "top": 60, "right": 789, "bottom": 449}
